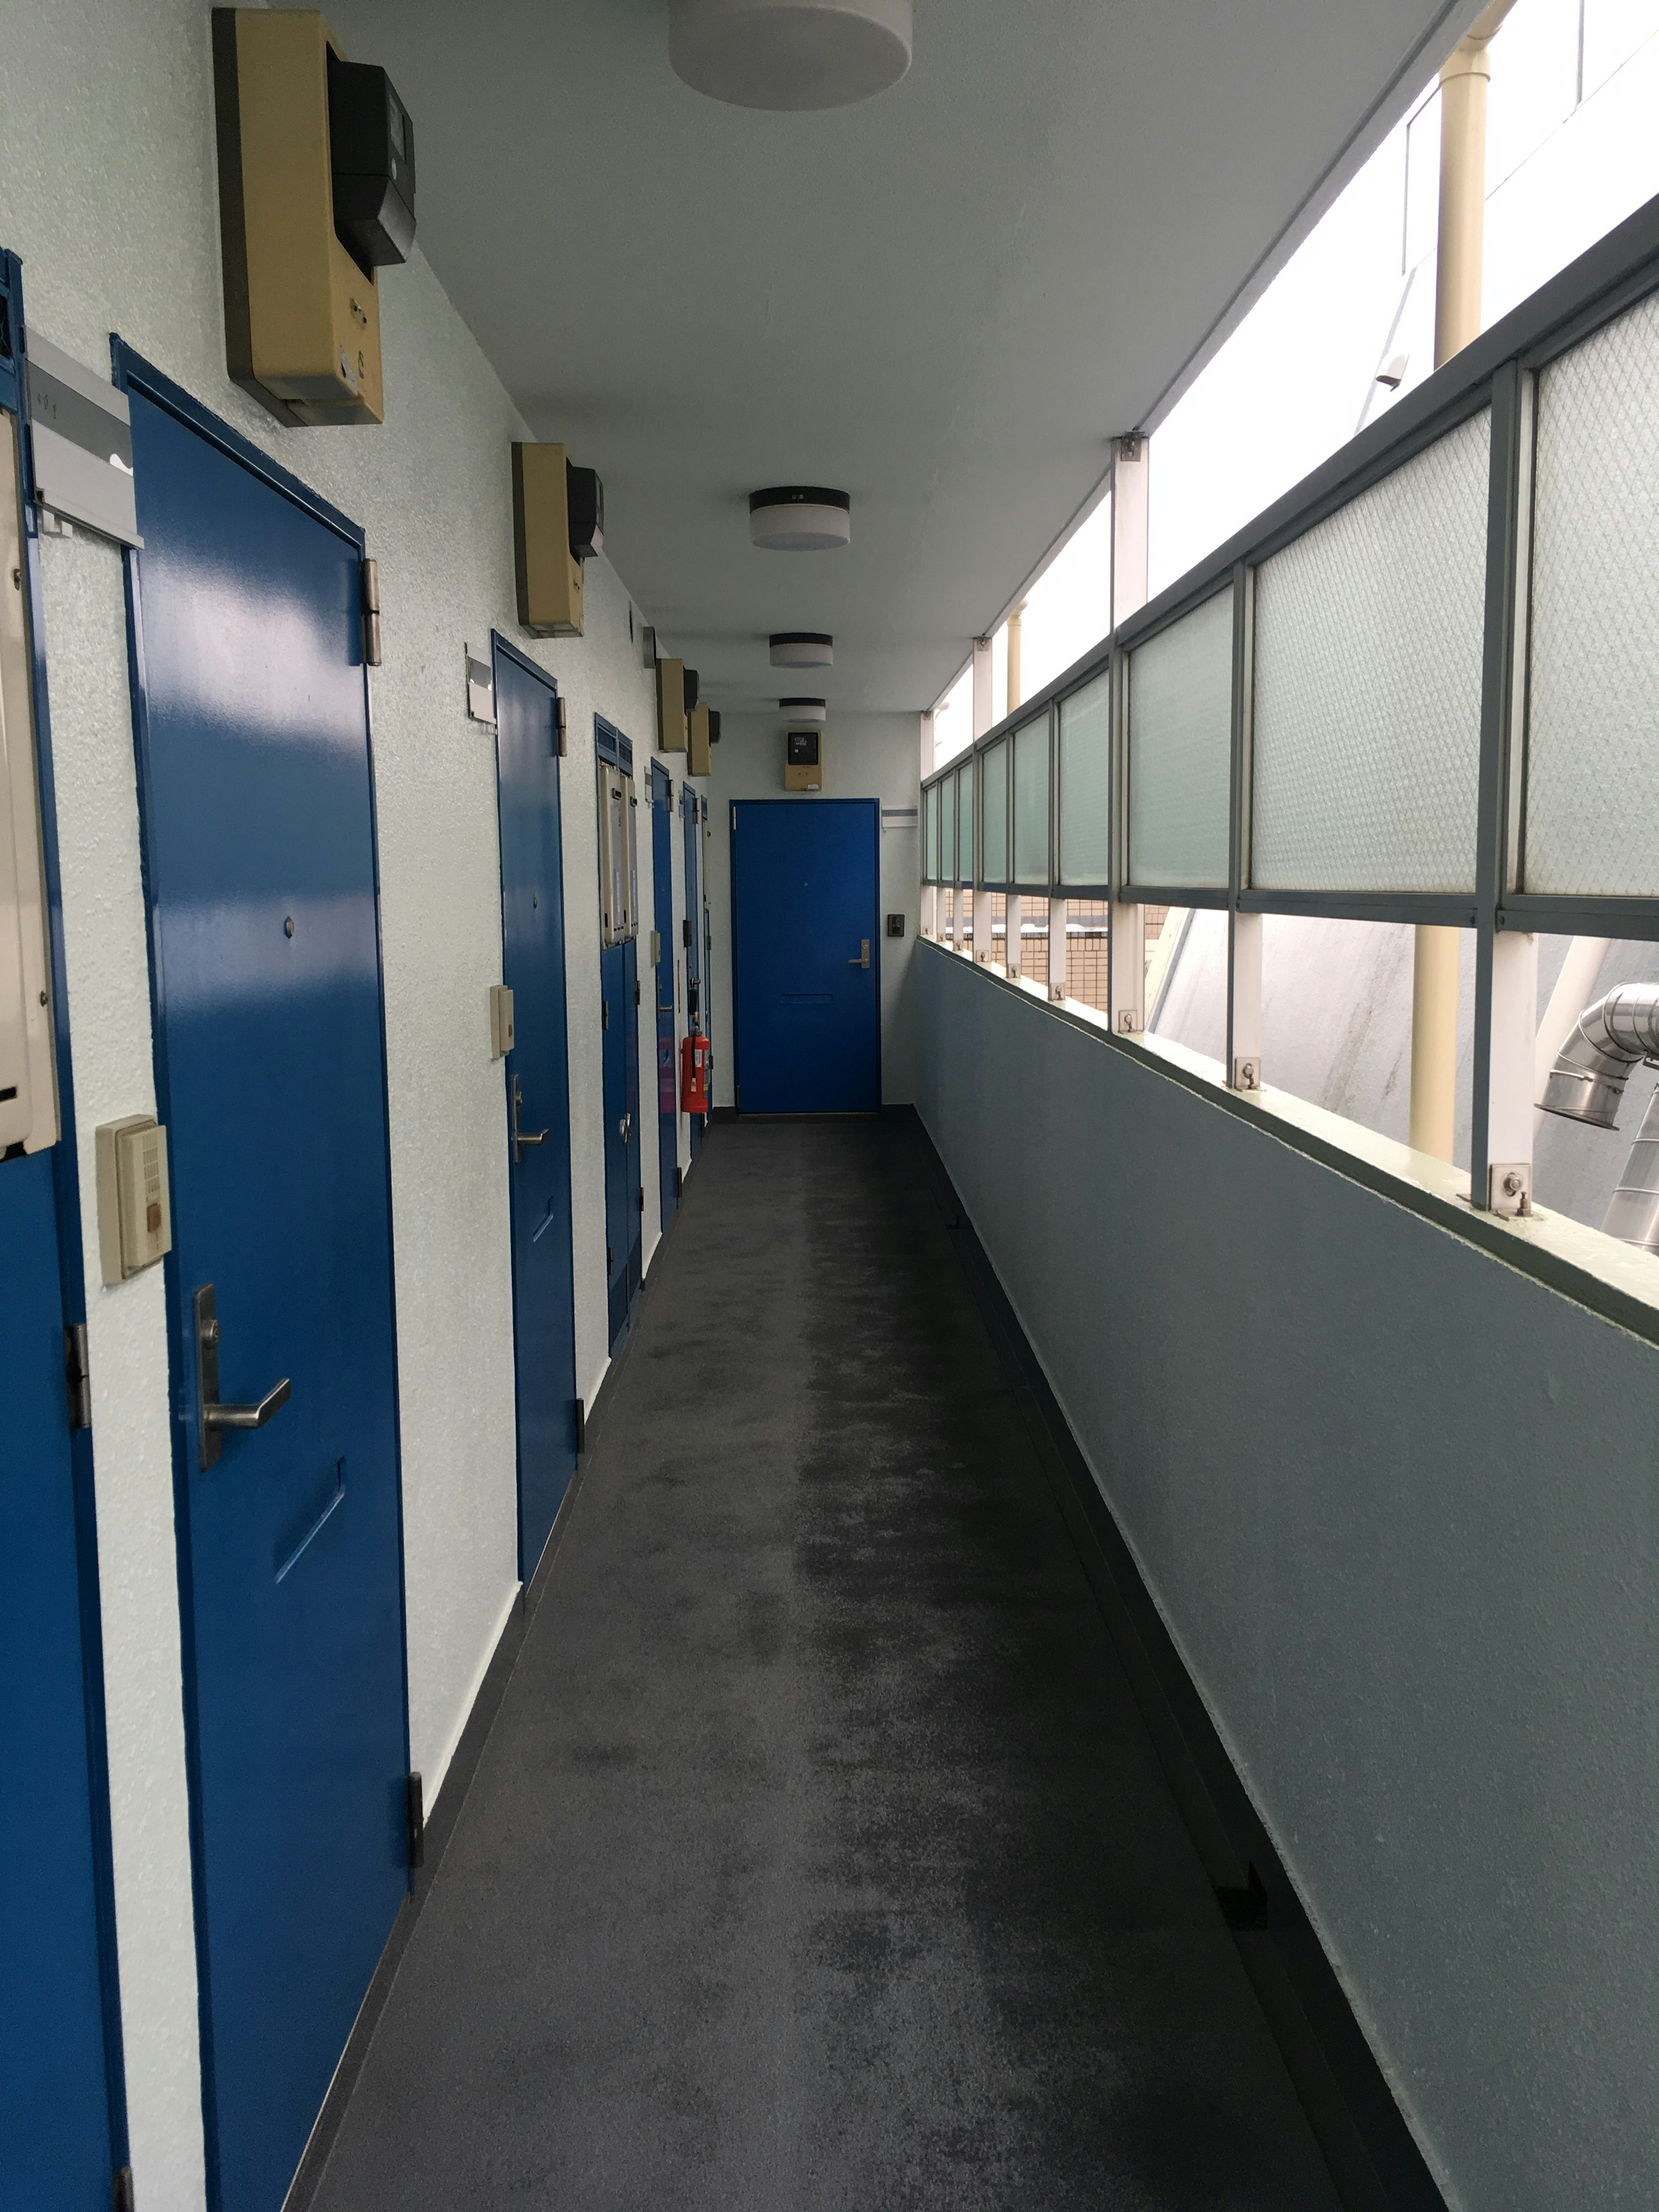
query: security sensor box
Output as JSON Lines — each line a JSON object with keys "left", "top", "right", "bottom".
{"left": 0, "top": 414, "right": 59, "bottom": 1157}
{"left": 326, "top": 50, "right": 416, "bottom": 272}
{"left": 489, "top": 983, "right": 514, "bottom": 1058}
{"left": 785, "top": 727, "right": 821, "bottom": 791}
{"left": 96, "top": 1116, "right": 172, "bottom": 1284}
{"left": 658, "top": 658, "right": 687, "bottom": 753}
{"left": 511, "top": 443, "right": 585, "bottom": 637}
{"left": 211, "top": 9, "right": 390, "bottom": 426}
{"left": 688, "top": 702, "right": 712, "bottom": 777}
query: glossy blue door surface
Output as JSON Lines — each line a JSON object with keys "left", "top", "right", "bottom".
{"left": 682, "top": 786, "right": 703, "bottom": 1159}
{"left": 493, "top": 641, "right": 577, "bottom": 1578}
{"left": 126, "top": 376, "right": 408, "bottom": 2212}
{"left": 0, "top": 1154, "right": 118, "bottom": 2209}
{"left": 600, "top": 932, "right": 642, "bottom": 1350}
{"left": 731, "top": 799, "right": 880, "bottom": 1114}
{"left": 650, "top": 766, "right": 677, "bottom": 1231}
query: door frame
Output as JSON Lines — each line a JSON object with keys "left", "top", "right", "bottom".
{"left": 1, "top": 248, "right": 132, "bottom": 2192}
{"left": 490, "top": 631, "right": 578, "bottom": 1581}
{"left": 648, "top": 760, "right": 677, "bottom": 1230}
{"left": 728, "top": 797, "right": 883, "bottom": 1116}
{"left": 110, "top": 340, "right": 414, "bottom": 2185}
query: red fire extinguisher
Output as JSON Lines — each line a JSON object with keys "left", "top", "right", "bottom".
{"left": 681, "top": 1029, "right": 711, "bottom": 1115}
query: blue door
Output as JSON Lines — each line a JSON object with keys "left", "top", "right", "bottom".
{"left": 1, "top": 1163, "right": 121, "bottom": 2210}
{"left": 600, "top": 929, "right": 642, "bottom": 1350}
{"left": 650, "top": 764, "right": 677, "bottom": 1230}
{"left": 731, "top": 799, "right": 880, "bottom": 1114}
{"left": 682, "top": 785, "right": 703, "bottom": 1159}
{"left": 122, "top": 358, "right": 408, "bottom": 2212}
{"left": 493, "top": 639, "right": 577, "bottom": 1579}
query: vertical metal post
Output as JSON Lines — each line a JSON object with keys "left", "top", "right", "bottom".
{"left": 970, "top": 639, "right": 992, "bottom": 963}
{"left": 1108, "top": 433, "right": 1149, "bottom": 1032}
{"left": 1471, "top": 357, "right": 1533, "bottom": 1213}
{"left": 1048, "top": 700, "right": 1068, "bottom": 1001}
{"left": 1226, "top": 561, "right": 1262, "bottom": 1090}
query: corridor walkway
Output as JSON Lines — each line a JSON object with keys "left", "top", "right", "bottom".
{"left": 306, "top": 1116, "right": 1339, "bottom": 2210}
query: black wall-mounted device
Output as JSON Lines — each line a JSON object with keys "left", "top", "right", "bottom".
{"left": 566, "top": 463, "right": 604, "bottom": 561}
{"left": 683, "top": 666, "right": 700, "bottom": 711}
{"left": 327, "top": 51, "right": 416, "bottom": 273}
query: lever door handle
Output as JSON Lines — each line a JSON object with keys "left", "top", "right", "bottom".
{"left": 619, "top": 1112, "right": 632, "bottom": 1144}
{"left": 194, "top": 1283, "right": 292, "bottom": 1470}
{"left": 512, "top": 1074, "right": 549, "bottom": 1164}
{"left": 848, "top": 938, "right": 871, "bottom": 968}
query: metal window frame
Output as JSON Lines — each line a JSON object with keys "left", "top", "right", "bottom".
{"left": 981, "top": 730, "right": 1010, "bottom": 893}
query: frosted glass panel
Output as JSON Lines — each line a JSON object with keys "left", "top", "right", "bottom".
{"left": 940, "top": 775, "right": 955, "bottom": 894}
{"left": 1014, "top": 715, "right": 1050, "bottom": 885}
{"left": 923, "top": 782, "right": 938, "bottom": 882}
{"left": 1128, "top": 586, "right": 1233, "bottom": 889}
{"left": 1526, "top": 295, "right": 1659, "bottom": 896}
{"left": 1252, "top": 410, "right": 1489, "bottom": 894}
{"left": 1060, "top": 670, "right": 1111, "bottom": 884}
{"left": 982, "top": 739, "right": 1008, "bottom": 884}
{"left": 957, "top": 764, "right": 975, "bottom": 884}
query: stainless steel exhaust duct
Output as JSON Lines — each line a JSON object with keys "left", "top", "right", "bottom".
{"left": 1539, "top": 983, "right": 1659, "bottom": 1252}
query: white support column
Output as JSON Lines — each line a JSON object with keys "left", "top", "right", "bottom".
{"left": 1483, "top": 930, "right": 1539, "bottom": 1212}
{"left": 1108, "top": 433, "right": 1150, "bottom": 1030}
{"left": 1227, "top": 563, "right": 1261, "bottom": 1092}
{"left": 1006, "top": 893, "right": 1021, "bottom": 978}
{"left": 970, "top": 639, "right": 992, "bottom": 963}
{"left": 1228, "top": 912, "right": 1264, "bottom": 1091}
{"left": 919, "top": 711, "right": 937, "bottom": 939}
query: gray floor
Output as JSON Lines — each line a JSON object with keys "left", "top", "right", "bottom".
{"left": 310, "top": 1116, "right": 1340, "bottom": 2211}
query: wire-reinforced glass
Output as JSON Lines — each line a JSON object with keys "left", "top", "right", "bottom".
{"left": 1013, "top": 713, "right": 1051, "bottom": 886}
{"left": 1526, "top": 293, "right": 1659, "bottom": 896}
{"left": 958, "top": 762, "right": 975, "bottom": 885}
{"left": 923, "top": 782, "right": 938, "bottom": 883}
{"left": 982, "top": 738, "right": 1008, "bottom": 885}
{"left": 940, "top": 774, "right": 955, "bottom": 896}
{"left": 1127, "top": 586, "right": 1233, "bottom": 890}
{"left": 1060, "top": 671, "right": 1111, "bottom": 885}
{"left": 1252, "top": 410, "right": 1490, "bottom": 894}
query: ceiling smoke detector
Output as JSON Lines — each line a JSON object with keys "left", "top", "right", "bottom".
{"left": 749, "top": 485, "right": 851, "bottom": 551}
{"left": 670, "top": 0, "right": 912, "bottom": 111}
{"left": 780, "top": 696, "right": 826, "bottom": 722}
{"left": 770, "top": 632, "right": 833, "bottom": 667}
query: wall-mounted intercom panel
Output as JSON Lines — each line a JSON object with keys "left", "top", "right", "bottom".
{"left": 95, "top": 1116, "right": 172, "bottom": 1284}
{"left": 212, "top": 9, "right": 395, "bottom": 426}
{"left": 597, "top": 764, "right": 639, "bottom": 948}
{"left": 512, "top": 443, "right": 598, "bottom": 637}
{"left": 687, "top": 701, "right": 712, "bottom": 779}
{"left": 0, "top": 413, "right": 59, "bottom": 1160}
{"left": 657, "top": 658, "right": 687, "bottom": 753}
{"left": 785, "top": 726, "right": 822, "bottom": 791}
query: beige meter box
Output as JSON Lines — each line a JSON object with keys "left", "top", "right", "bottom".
{"left": 96, "top": 1116, "right": 173, "bottom": 1285}
{"left": 657, "top": 658, "right": 687, "bottom": 753}
{"left": 687, "top": 702, "right": 712, "bottom": 778}
{"left": 785, "top": 726, "right": 823, "bottom": 791}
{"left": 212, "top": 9, "right": 386, "bottom": 426}
{"left": 511, "top": 444, "right": 584, "bottom": 636}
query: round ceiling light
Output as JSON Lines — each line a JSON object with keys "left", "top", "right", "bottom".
{"left": 670, "top": 0, "right": 912, "bottom": 111}
{"left": 750, "top": 486, "right": 851, "bottom": 552}
{"left": 780, "top": 696, "right": 827, "bottom": 722}
{"left": 770, "top": 632, "right": 834, "bottom": 667}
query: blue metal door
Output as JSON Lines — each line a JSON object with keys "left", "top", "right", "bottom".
{"left": 123, "top": 359, "right": 408, "bottom": 2212}
{"left": 493, "top": 639, "right": 577, "bottom": 1580}
{"left": 1, "top": 1153, "right": 121, "bottom": 2210}
{"left": 650, "top": 765, "right": 677, "bottom": 1230}
{"left": 599, "top": 934, "right": 642, "bottom": 1349}
{"left": 682, "top": 785, "right": 703, "bottom": 1159}
{"left": 731, "top": 799, "right": 880, "bottom": 1114}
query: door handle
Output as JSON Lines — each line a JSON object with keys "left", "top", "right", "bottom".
{"left": 848, "top": 938, "right": 871, "bottom": 968}
{"left": 512, "top": 1074, "right": 548, "bottom": 1164}
{"left": 619, "top": 1112, "right": 632, "bottom": 1144}
{"left": 194, "top": 1284, "right": 292, "bottom": 1471}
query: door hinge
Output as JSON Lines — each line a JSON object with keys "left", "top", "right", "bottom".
{"left": 555, "top": 694, "right": 568, "bottom": 756}
{"left": 606, "top": 1243, "right": 613, "bottom": 1270}
{"left": 112, "top": 2167, "right": 135, "bottom": 2212}
{"left": 637, "top": 1186, "right": 644, "bottom": 1213}
{"left": 405, "top": 1772, "right": 425, "bottom": 1871}
{"left": 634, "top": 980, "right": 641, "bottom": 1008}
{"left": 359, "top": 558, "right": 382, "bottom": 667}
{"left": 674, "top": 1165, "right": 682, "bottom": 1197}
{"left": 682, "top": 918, "right": 691, "bottom": 947}
{"left": 64, "top": 1323, "right": 92, "bottom": 1432}
{"left": 574, "top": 1397, "right": 585, "bottom": 1456}
{"left": 601, "top": 1001, "right": 610, "bottom": 1030}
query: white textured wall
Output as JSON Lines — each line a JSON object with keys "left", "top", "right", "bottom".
{"left": 704, "top": 712, "right": 921, "bottom": 1108}
{"left": 916, "top": 944, "right": 1659, "bottom": 2212}
{"left": 0, "top": 3, "right": 661, "bottom": 2201}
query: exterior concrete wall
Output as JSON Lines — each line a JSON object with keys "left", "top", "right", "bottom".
{"left": 916, "top": 941, "right": 1659, "bottom": 2212}
{"left": 704, "top": 711, "right": 921, "bottom": 1109}
{"left": 0, "top": 3, "right": 690, "bottom": 2199}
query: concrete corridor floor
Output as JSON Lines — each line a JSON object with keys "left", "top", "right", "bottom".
{"left": 307, "top": 1115, "right": 1340, "bottom": 2212}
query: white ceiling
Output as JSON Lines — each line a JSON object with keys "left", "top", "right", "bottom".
{"left": 329, "top": 0, "right": 1477, "bottom": 714}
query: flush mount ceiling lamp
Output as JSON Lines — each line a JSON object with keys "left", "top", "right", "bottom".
{"left": 670, "top": 0, "right": 912, "bottom": 111}
{"left": 749, "top": 485, "right": 851, "bottom": 551}
{"left": 770, "top": 632, "right": 833, "bottom": 667}
{"left": 780, "top": 696, "right": 826, "bottom": 722}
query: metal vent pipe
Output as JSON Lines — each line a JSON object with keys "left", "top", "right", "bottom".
{"left": 1539, "top": 983, "right": 1659, "bottom": 1252}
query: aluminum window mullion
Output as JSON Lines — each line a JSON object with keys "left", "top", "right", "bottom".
{"left": 1225, "top": 561, "right": 1261, "bottom": 1092}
